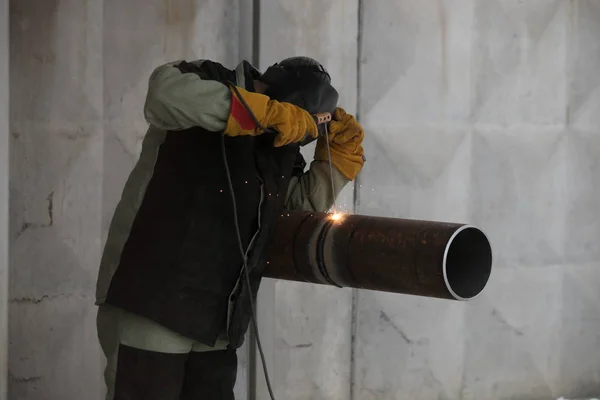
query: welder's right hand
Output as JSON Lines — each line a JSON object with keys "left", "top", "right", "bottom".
{"left": 224, "top": 86, "right": 319, "bottom": 147}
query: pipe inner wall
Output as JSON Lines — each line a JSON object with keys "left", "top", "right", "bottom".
{"left": 443, "top": 226, "right": 493, "bottom": 300}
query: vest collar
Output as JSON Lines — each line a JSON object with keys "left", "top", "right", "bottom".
{"left": 235, "top": 60, "right": 262, "bottom": 92}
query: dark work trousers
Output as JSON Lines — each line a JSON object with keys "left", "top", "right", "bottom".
{"left": 97, "top": 305, "right": 237, "bottom": 400}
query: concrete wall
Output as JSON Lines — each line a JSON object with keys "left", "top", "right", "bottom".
{"left": 258, "top": 0, "right": 600, "bottom": 399}
{"left": 9, "top": 5, "right": 105, "bottom": 398}
{"left": 357, "top": 0, "right": 600, "bottom": 399}
{"left": 6, "top": 0, "right": 600, "bottom": 399}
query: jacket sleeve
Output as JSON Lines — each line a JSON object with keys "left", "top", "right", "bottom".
{"left": 143, "top": 61, "right": 232, "bottom": 132}
{"left": 285, "top": 160, "right": 350, "bottom": 212}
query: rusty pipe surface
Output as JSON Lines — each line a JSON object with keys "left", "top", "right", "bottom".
{"left": 263, "top": 212, "right": 493, "bottom": 301}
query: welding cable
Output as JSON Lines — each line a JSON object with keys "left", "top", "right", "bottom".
{"left": 222, "top": 83, "right": 277, "bottom": 400}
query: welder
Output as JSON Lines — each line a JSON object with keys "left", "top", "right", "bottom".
{"left": 94, "top": 56, "right": 365, "bottom": 399}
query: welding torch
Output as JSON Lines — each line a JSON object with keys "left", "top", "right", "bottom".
{"left": 311, "top": 112, "right": 338, "bottom": 214}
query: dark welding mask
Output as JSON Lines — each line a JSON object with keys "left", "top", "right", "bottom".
{"left": 259, "top": 57, "right": 339, "bottom": 146}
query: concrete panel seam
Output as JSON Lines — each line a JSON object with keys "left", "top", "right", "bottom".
{"left": 0, "top": 0, "right": 8, "bottom": 397}
{"left": 350, "top": 1, "right": 364, "bottom": 399}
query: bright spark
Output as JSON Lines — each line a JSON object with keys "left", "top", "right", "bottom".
{"left": 329, "top": 212, "right": 344, "bottom": 222}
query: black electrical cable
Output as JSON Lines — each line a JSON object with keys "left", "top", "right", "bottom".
{"left": 229, "top": 82, "right": 269, "bottom": 132}
{"left": 222, "top": 84, "right": 277, "bottom": 400}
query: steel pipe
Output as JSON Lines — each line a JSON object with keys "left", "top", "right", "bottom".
{"left": 263, "top": 212, "right": 493, "bottom": 301}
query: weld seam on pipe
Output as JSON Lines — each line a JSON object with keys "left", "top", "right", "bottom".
{"left": 316, "top": 219, "right": 343, "bottom": 288}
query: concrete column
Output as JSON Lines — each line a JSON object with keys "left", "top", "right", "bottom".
{"left": 244, "top": 1, "right": 278, "bottom": 398}
{"left": 251, "top": 2, "right": 279, "bottom": 397}
{"left": 252, "top": 1, "right": 359, "bottom": 399}
{"left": 237, "top": 2, "right": 259, "bottom": 400}
{"left": 0, "top": 0, "right": 9, "bottom": 397}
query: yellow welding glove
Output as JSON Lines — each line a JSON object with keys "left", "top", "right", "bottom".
{"left": 224, "top": 86, "right": 319, "bottom": 147}
{"left": 314, "top": 107, "right": 365, "bottom": 180}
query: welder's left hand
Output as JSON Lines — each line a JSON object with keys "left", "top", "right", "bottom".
{"left": 314, "top": 107, "right": 365, "bottom": 180}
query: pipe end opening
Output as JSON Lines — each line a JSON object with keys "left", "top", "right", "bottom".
{"left": 443, "top": 226, "right": 492, "bottom": 300}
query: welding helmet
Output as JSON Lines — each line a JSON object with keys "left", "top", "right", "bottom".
{"left": 259, "top": 56, "right": 339, "bottom": 146}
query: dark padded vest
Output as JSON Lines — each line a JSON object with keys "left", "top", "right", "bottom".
{"left": 105, "top": 60, "right": 302, "bottom": 348}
